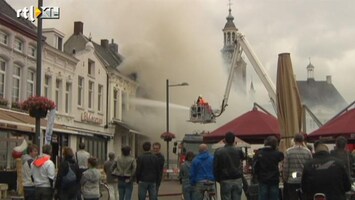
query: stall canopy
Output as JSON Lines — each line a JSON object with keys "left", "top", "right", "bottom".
{"left": 203, "top": 106, "right": 280, "bottom": 144}
{"left": 307, "top": 108, "right": 355, "bottom": 142}
{"left": 212, "top": 137, "right": 251, "bottom": 149}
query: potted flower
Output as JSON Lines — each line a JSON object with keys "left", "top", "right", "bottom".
{"left": 21, "top": 96, "right": 56, "bottom": 118}
{"left": 160, "top": 131, "right": 176, "bottom": 142}
{"left": 0, "top": 97, "right": 8, "bottom": 107}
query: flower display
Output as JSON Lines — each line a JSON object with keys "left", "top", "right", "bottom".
{"left": 21, "top": 96, "right": 56, "bottom": 111}
{"left": 160, "top": 131, "right": 176, "bottom": 142}
{"left": 0, "top": 97, "right": 8, "bottom": 106}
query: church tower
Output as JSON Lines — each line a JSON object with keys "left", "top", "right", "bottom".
{"left": 221, "top": 4, "right": 247, "bottom": 94}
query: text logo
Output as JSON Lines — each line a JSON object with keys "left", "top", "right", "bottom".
{"left": 16, "top": 6, "right": 60, "bottom": 22}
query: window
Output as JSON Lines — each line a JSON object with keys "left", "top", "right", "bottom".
{"left": 78, "top": 76, "right": 84, "bottom": 106}
{"left": 0, "top": 31, "right": 8, "bottom": 45}
{"left": 55, "top": 79, "right": 62, "bottom": 111}
{"left": 28, "top": 45, "right": 36, "bottom": 57}
{"left": 65, "top": 82, "right": 72, "bottom": 114}
{"left": 44, "top": 76, "right": 51, "bottom": 98}
{"left": 0, "top": 132, "right": 29, "bottom": 170}
{"left": 0, "top": 58, "right": 6, "bottom": 98}
{"left": 26, "top": 70, "right": 35, "bottom": 98}
{"left": 113, "top": 89, "right": 119, "bottom": 118}
{"left": 14, "top": 38, "right": 23, "bottom": 52}
{"left": 88, "top": 81, "right": 94, "bottom": 109}
{"left": 98, "top": 84, "right": 103, "bottom": 112}
{"left": 57, "top": 36, "right": 63, "bottom": 51}
{"left": 88, "top": 59, "right": 95, "bottom": 76}
{"left": 12, "top": 64, "right": 21, "bottom": 102}
{"left": 77, "top": 136, "right": 107, "bottom": 166}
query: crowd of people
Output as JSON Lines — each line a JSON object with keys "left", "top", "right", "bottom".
{"left": 179, "top": 133, "right": 354, "bottom": 200}
{"left": 21, "top": 133, "right": 355, "bottom": 200}
{"left": 21, "top": 141, "right": 165, "bottom": 200}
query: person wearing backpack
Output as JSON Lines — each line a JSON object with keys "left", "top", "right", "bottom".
{"left": 55, "top": 147, "right": 80, "bottom": 200}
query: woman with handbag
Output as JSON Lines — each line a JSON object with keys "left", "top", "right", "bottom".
{"left": 112, "top": 146, "right": 136, "bottom": 200}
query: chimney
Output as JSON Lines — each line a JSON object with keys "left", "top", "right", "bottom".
{"left": 109, "top": 39, "right": 118, "bottom": 53}
{"left": 326, "top": 75, "right": 332, "bottom": 84}
{"left": 74, "top": 21, "right": 83, "bottom": 35}
{"left": 101, "top": 39, "right": 109, "bottom": 49}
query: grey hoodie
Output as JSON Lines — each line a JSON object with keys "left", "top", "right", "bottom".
{"left": 80, "top": 168, "right": 101, "bottom": 198}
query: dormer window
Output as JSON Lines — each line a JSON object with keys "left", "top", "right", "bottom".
{"left": 88, "top": 59, "right": 95, "bottom": 77}
{"left": 56, "top": 36, "right": 63, "bottom": 51}
{"left": 14, "top": 38, "right": 24, "bottom": 52}
{"left": 0, "top": 30, "right": 8, "bottom": 45}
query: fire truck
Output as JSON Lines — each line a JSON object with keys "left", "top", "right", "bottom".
{"left": 173, "top": 132, "right": 213, "bottom": 167}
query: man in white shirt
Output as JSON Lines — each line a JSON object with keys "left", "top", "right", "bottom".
{"left": 31, "top": 144, "right": 55, "bottom": 200}
{"left": 75, "top": 142, "right": 91, "bottom": 200}
{"left": 76, "top": 142, "right": 91, "bottom": 172}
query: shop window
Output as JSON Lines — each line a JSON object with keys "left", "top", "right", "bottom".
{"left": 77, "top": 136, "right": 107, "bottom": 166}
{"left": 0, "top": 131, "right": 29, "bottom": 170}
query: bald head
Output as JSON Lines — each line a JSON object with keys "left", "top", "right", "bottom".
{"left": 199, "top": 144, "right": 208, "bottom": 153}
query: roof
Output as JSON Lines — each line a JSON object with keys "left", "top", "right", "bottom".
{"left": 223, "top": 9, "right": 237, "bottom": 30}
{"left": 203, "top": 107, "right": 280, "bottom": 144}
{"left": 307, "top": 108, "right": 355, "bottom": 142}
{"left": 297, "top": 79, "right": 347, "bottom": 112}
{"left": 0, "top": 0, "right": 37, "bottom": 39}
{"left": 64, "top": 34, "right": 123, "bottom": 69}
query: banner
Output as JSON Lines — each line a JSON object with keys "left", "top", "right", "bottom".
{"left": 45, "top": 109, "right": 56, "bottom": 144}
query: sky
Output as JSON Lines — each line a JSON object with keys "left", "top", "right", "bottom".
{"left": 7, "top": 0, "right": 355, "bottom": 141}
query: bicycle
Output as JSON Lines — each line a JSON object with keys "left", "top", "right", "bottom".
{"left": 201, "top": 181, "right": 216, "bottom": 200}
{"left": 99, "top": 181, "right": 110, "bottom": 200}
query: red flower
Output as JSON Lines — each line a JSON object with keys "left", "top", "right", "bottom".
{"left": 160, "top": 132, "right": 176, "bottom": 141}
{"left": 21, "top": 96, "right": 56, "bottom": 111}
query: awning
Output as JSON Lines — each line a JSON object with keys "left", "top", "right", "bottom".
{"left": 63, "top": 125, "right": 113, "bottom": 137}
{"left": 0, "top": 108, "right": 76, "bottom": 134}
{"left": 113, "top": 120, "right": 140, "bottom": 134}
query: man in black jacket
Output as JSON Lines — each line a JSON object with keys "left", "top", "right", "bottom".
{"left": 136, "top": 141, "right": 161, "bottom": 200}
{"left": 214, "top": 132, "right": 245, "bottom": 200}
{"left": 253, "top": 136, "right": 284, "bottom": 200}
{"left": 153, "top": 142, "right": 165, "bottom": 196}
{"left": 301, "top": 143, "right": 351, "bottom": 200}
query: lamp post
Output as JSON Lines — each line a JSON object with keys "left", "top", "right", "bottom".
{"left": 34, "top": 0, "right": 43, "bottom": 146}
{"left": 166, "top": 79, "right": 188, "bottom": 178}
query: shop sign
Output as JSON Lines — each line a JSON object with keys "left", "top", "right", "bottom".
{"left": 81, "top": 112, "right": 103, "bottom": 124}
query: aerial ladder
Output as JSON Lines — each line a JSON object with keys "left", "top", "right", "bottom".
{"left": 189, "top": 31, "right": 277, "bottom": 123}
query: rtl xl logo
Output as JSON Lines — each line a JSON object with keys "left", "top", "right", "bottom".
{"left": 16, "top": 6, "right": 60, "bottom": 22}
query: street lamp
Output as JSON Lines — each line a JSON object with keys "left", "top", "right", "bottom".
{"left": 165, "top": 79, "right": 188, "bottom": 178}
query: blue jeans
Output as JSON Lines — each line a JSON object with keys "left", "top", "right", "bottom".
{"left": 118, "top": 180, "right": 133, "bottom": 200}
{"left": 193, "top": 182, "right": 215, "bottom": 200}
{"left": 182, "top": 184, "right": 194, "bottom": 200}
{"left": 138, "top": 181, "right": 157, "bottom": 200}
{"left": 220, "top": 178, "right": 243, "bottom": 200}
{"left": 258, "top": 182, "right": 279, "bottom": 200}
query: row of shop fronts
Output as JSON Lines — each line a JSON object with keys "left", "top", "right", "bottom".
{"left": 0, "top": 107, "right": 144, "bottom": 182}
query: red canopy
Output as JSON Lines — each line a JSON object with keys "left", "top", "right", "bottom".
{"left": 307, "top": 108, "right": 355, "bottom": 142}
{"left": 203, "top": 107, "right": 280, "bottom": 143}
